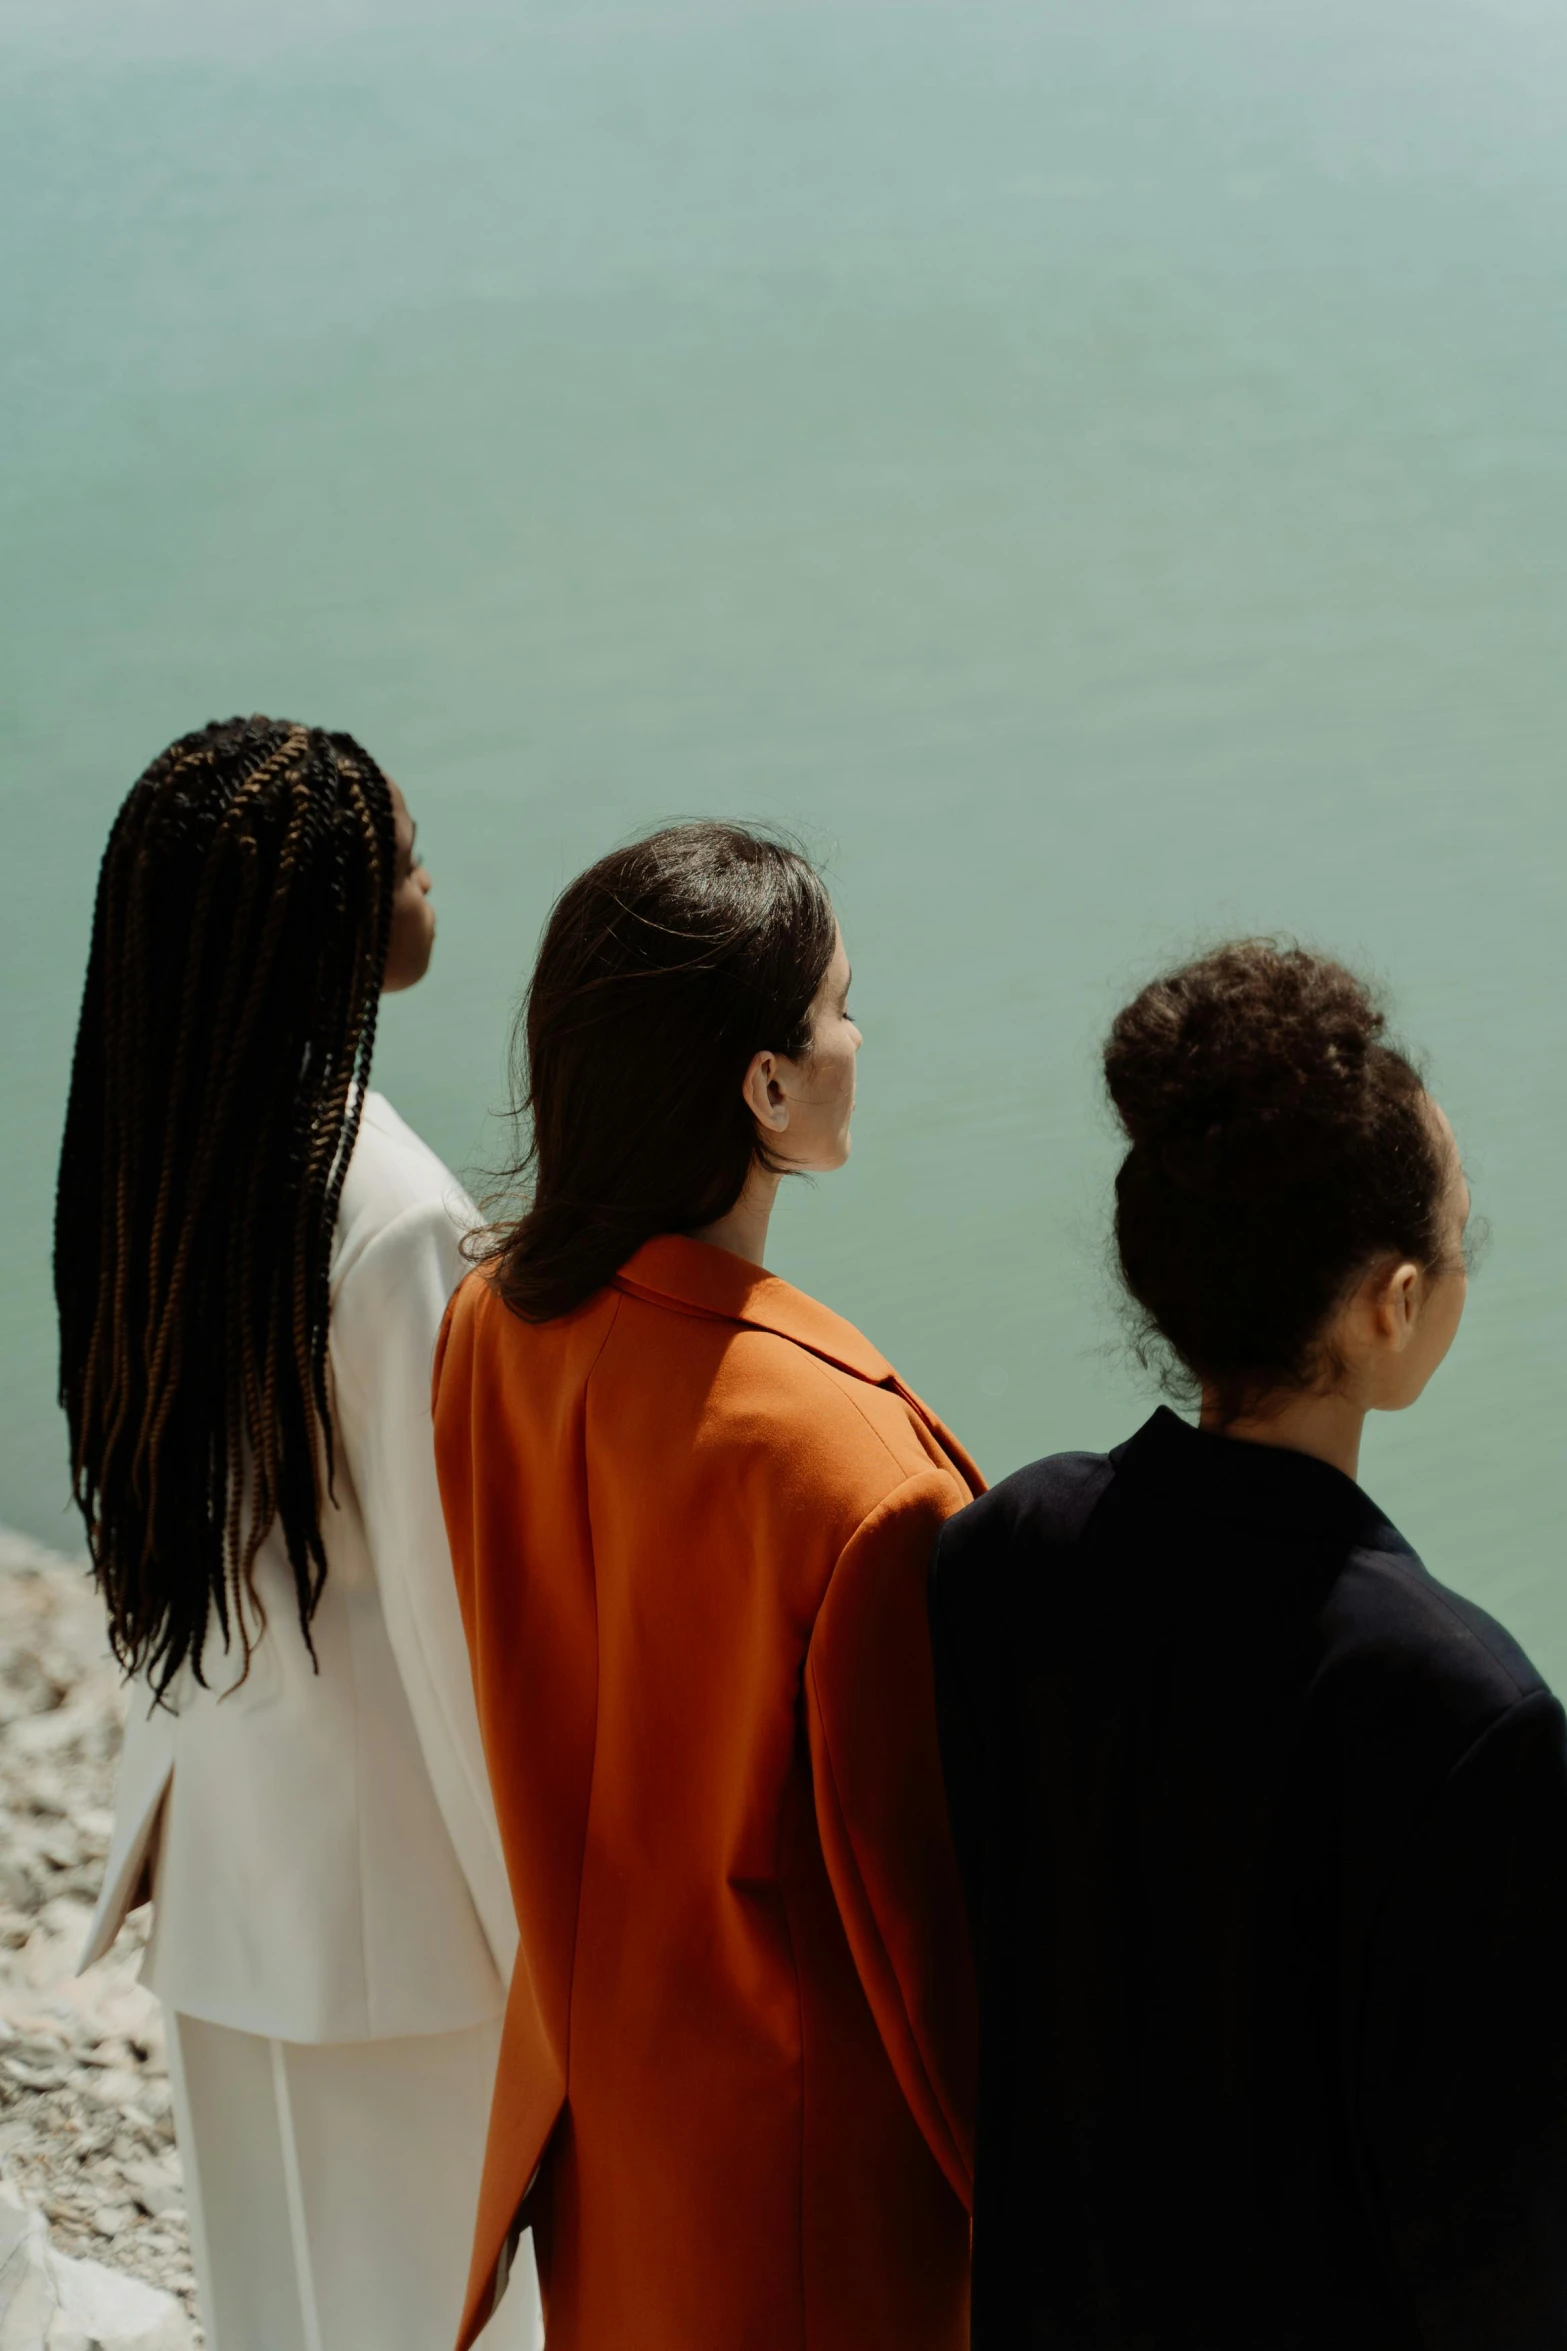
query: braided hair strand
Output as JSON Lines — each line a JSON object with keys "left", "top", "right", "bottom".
{"left": 55, "top": 715, "right": 397, "bottom": 1696}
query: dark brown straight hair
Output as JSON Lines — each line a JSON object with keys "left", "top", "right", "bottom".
{"left": 483, "top": 821, "right": 837, "bottom": 1323}
{"left": 55, "top": 716, "right": 397, "bottom": 1696}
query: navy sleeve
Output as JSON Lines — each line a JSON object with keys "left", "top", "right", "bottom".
{"left": 1360, "top": 1689, "right": 1567, "bottom": 2348}
{"left": 928, "top": 1502, "right": 995, "bottom": 1943}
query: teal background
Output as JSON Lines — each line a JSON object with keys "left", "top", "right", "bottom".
{"left": 4, "top": 2, "right": 1565, "bottom": 1667}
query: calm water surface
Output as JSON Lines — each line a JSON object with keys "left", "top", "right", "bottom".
{"left": 4, "top": 1, "right": 1566, "bottom": 1668}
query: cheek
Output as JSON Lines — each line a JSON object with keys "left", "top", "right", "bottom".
{"left": 1443, "top": 1273, "right": 1468, "bottom": 1342}
{"left": 387, "top": 886, "right": 435, "bottom": 974}
{"left": 1423, "top": 1272, "right": 1468, "bottom": 1364}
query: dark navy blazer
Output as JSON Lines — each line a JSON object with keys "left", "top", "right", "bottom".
{"left": 930, "top": 1407, "right": 1567, "bottom": 2350}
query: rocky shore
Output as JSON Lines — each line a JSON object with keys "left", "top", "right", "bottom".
{"left": 0, "top": 1528, "right": 199, "bottom": 2339}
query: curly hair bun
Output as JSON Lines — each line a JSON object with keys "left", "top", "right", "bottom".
{"left": 1103, "top": 940, "right": 1446, "bottom": 1413}
{"left": 1104, "top": 942, "right": 1398, "bottom": 1201}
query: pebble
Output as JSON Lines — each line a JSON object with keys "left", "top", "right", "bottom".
{"left": 0, "top": 1528, "right": 201, "bottom": 2336}
{"left": 0, "top": 2185, "right": 193, "bottom": 2349}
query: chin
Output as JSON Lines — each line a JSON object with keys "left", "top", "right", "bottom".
{"left": 383, "top": 946, "right": 435, "bottom": 996}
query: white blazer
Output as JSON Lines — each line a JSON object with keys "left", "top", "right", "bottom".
{"left": 82, "top": 1093, "right": 516, "bottom": 2046}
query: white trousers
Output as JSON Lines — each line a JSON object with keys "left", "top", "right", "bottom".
{"left": 164, "top": 2011, "right": 543, "bottom": 2351}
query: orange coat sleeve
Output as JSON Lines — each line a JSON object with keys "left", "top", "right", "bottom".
{"left": 804, "top": 1469, "right": 979, "bottom": 2211}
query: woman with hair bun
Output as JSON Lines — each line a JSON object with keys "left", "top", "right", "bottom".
{"left": 930, "top": 940, "right": 1567, "bottom": 2349}
{"left": 434, "top": 821, "right": 981, "bottom": 2351}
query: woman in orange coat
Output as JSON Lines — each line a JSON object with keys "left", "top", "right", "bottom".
{"left": 434, "top": 822, "right": 981, "bottom": 2351}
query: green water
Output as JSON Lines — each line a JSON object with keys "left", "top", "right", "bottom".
{"left": 4, "top": 0, "right": 1567, "bottom": 1670}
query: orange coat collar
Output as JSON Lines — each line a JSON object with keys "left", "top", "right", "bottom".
{"left": 614, "top": 1235, "right": 894, "bottom": 1387}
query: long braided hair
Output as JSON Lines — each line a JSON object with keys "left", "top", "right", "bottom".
{"left": 55, "top": 716, "right": 398, "bottom": 1697}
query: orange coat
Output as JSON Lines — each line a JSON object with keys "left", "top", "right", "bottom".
{"left": 433, "top": 1234, "right": 984, "bottom": 2351}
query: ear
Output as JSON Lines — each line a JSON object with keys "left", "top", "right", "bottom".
{"left": 740, "top": 1048, "right": 790, "bottom": 1134}
{"left": 1366, "top": 1259, "right": 1423, "bottom": 1354}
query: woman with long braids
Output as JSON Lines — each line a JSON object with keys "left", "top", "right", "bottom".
{"left": 434, "top": 823, "right": 982, "bottom": 2351}
{"left": 59, "top": 717, "right": 542, "bottom": 2351}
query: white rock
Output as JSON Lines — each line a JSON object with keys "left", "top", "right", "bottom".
{"left": 119, "top": 2164, "right": 181, "bottom": 2222}
{"left": 79, "top": 2071, "right": 143, "bottom": 2113}
{"left": 0, "top": 2192, "right": 192, "bottom": 2351}
{"left": 89, "top": 2207, "right": 137, "bottom": 2241}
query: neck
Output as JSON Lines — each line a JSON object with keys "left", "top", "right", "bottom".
{"left": 1199, "top": 1385, "right": 1366, "bottom": 1483}
{"left": 691, "top": 1166, "right": 781, "bottom": 1269}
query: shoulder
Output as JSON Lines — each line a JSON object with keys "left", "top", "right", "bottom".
{"left": 750, "top": 1323, "right": 939, "bottom": 1462}
{"left": 1322, "top": 1540, "right": 1555, "bottom": 1754}
{"left": 435, "top": 1265, "right": 506, "bottom": 1378}
{"left": 434, "top": 1265, "right": 619, "bottom": 1400}
{"left": 933, "top": 1449, "right": 1114, "bottom": 1578}
{"left": 731, "top": 1319, "right": 956, "bottom": 1493}
{"left": 333, "top": 1093, "right": 477, "bottom": 1286}
{"left": 602, "top": 1288, "right": 967, "bottom": 1526}
{"left": 351, "top": 1090, "right": 468, "bottom": 1211}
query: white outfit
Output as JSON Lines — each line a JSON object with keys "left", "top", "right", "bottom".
{"left": 81, "top": 1093, "right": 543, "bottom": 2351}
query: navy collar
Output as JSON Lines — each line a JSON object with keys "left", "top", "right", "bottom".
{"left": 1111, "top": 1407, "right": 1410, "bottom": 1557}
